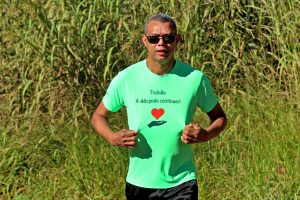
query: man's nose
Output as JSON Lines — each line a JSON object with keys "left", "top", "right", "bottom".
{"left": 157, "top": 37, "right": 165, "bottom": 45}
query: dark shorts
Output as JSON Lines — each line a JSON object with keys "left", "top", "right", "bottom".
{"left": 125, "top": 180, "right": 198, "bottom": 200}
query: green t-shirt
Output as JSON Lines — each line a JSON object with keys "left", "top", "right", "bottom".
{"left": 103, "top": 59, "right": 218, "bottom": 188}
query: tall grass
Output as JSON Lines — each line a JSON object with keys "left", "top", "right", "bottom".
{"left": 0, "top": 92, "right": 299, "bottom": 199}
{"left": 1, "top": 0, "right": 299, "bottom": 122}
{"left": 1, "top": 0, "right": 299, "bottom": 199}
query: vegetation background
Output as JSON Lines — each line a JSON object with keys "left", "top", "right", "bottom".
{"left": 1, "top": 0, "right": 299, "bottom": 199}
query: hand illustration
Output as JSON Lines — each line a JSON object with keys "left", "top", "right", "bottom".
{"left": 147, "top": 120, "right": 167, "bottom": 128}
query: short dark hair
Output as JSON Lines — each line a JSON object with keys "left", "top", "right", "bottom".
{"left": 144, "top": 13, "right": 177, "bottom": 34}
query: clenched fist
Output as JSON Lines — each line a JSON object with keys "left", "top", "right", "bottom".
{"left": 181, "top": 123, "right": 208, "bottom": 144}
{"left": 110, "top": 129, "right": 138, "bottom": 148}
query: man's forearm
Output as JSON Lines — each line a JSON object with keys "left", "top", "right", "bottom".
{"left": 201, "top": 116, "right": 227, "bottom": 142}
{"left": 92, "top": 114, "right": 115, "bottom": 144}
{"left": 92, "top": 113, "right": 138, "bottom": 148}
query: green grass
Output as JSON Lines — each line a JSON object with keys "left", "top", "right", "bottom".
{"left": 194, "top": 93, "right": 300, "bottom": 199}
{"left": 1, "top": 92, "right": 299, "bottom": 199}
{"left": 1, "top": 0, "right": 300, "bottom": 199}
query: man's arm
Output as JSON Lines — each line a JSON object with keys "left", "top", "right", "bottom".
{"left": 92, "top": 101, "right": 138, "bottom": 148}
{"left": 181, "top": 103, "right": 227, "bottom": 144}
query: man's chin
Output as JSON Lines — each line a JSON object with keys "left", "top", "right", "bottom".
{"left": 155, "top": 56, "right": 171, "bottom": 63}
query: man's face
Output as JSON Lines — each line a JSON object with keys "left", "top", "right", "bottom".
{"left": 142, "top": 20, "right": 179, "bottom": 64}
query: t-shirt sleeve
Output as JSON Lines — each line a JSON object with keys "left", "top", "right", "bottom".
{"left": 197, "top": 74, "right": 218, "bottom": 113}
{"left": 102, "top": 73, "right": 124, "bottom": 112}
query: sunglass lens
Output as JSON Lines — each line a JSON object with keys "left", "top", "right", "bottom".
{"left": 147, "top": 35, "right": 176, "bottom": 44}
{"left": 163, "top": 35, "right": 175, "bottom": 43}
{"left": 147, "top": 36, "right": 160, "bottom": 44}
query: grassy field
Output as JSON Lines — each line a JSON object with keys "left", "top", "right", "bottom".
{"left": 1, "top": 0, "right": 300, "bottom": 199}
{"left": 1, "top": 92, "right": 299, "bottom": 199}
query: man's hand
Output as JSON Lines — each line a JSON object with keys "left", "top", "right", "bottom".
{"left": 92, "top": 102, "right": 139, "bottom": 148}
{"left": 109, "top": 129, "right": 138, "bottom": 148}
{"left": 181, "top": 103, "right": 227, "bottom": 144}
{"left": 181, "top": 123, "right": 208, "bottom": 144}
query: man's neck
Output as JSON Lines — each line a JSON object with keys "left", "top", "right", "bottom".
{"left": 146, "top": 58, "right": 175, "bottom": 75}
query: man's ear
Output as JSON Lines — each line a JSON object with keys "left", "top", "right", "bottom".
{"left": 176, "top": 34, "right": 181, "bottom": 43}
{"left": 142, "top": 35, "right": 148, "bottom": 47}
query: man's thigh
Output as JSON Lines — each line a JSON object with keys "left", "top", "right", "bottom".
{"left": 125, "top": 180, "right": 198, "bottom": 200}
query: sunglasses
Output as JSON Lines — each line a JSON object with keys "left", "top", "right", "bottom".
{"left": 146, "top": 34, "right": 176, "bottom": 44}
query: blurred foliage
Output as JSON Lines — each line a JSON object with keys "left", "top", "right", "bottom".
{"left": 0, "top": 0, "right": 299, "bottom": 124}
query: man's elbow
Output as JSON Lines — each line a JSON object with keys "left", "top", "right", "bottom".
{"left": 220, "top": 113, "right": 227, "bottom": 131}
{"left": 91, "top": 111, "right": 99, "bottom": 128}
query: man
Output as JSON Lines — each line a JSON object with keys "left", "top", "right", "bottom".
{"left": 92, "top": 13, "right": 227, "bottom": 200}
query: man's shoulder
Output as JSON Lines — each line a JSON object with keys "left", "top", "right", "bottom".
{"left": 175, "top": 60, "right": 205, "bottom": 78}
{"left": 113, "top": 60, "right": 146, "bottom": 80}
{"left": 122, "top": 60, "right": 146, "bottom": 74}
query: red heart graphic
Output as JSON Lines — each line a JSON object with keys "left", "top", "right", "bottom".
{"left": 151, "top": 108, "right": 164, "bottom": 120}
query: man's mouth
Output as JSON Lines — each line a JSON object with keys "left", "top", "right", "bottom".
{"left": 156, "top": 49, "right": 168, "bottom": 53}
